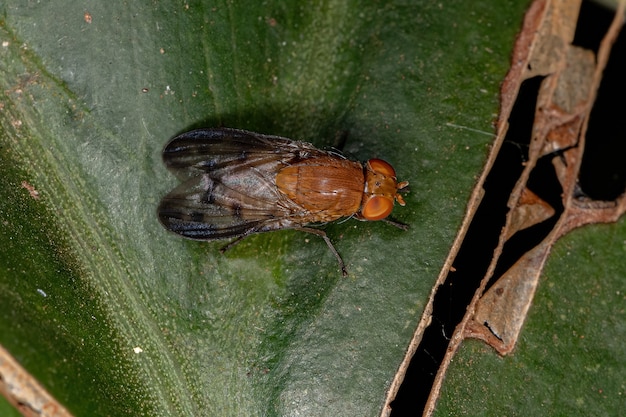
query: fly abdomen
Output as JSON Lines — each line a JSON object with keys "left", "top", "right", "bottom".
{"left": 275, "top": 156, "right": 364, "bottom": 219}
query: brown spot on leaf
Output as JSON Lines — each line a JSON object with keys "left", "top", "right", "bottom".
{"left": 21, "top": 181, "right": 40, "bottom": 200}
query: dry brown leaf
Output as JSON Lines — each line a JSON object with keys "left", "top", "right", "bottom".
{"left": 0, "top": 345, "right": 73, "bottom": 417}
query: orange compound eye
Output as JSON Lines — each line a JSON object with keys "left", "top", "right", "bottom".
{"left": 361, "top": 196, "right": 394, "bottom": 220}
{"left": 368, "top": 159, "right": 396, "bottom": 178}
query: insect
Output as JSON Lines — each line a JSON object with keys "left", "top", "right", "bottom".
{"left": 158, "top": 128, "right": 408, "bottom": 275}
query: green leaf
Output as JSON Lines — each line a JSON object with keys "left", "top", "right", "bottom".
{"left": 0, "top": 1, "right": 540, "bottom": 416}
{"left": 435, "top": 219, "right": 626, "bottom": 416}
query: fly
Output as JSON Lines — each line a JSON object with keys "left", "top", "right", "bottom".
{"left": 158, "top": 128, "right": 409, "bottom": 276}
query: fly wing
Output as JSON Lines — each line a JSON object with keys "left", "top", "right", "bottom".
{"left": 162, "top": 128, "right": 325, "bottom": 180}
{"left": 159, "top": 128, "right": 323, "bottom": 240}
{"left": 158, "top": 171, "right": 301, "bottom": 240}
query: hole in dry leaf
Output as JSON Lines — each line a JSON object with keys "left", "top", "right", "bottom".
{"left": 572, "top": 0, "right": 614, "bottom": 53}
{"left": 390, "top": 77, "right": 543, "bottom": 416}
{"left": 488, "top": 154, "right": 564, "bottom": 289}
{"left": 578, "top": 20, "right": 626, "bottom": 201}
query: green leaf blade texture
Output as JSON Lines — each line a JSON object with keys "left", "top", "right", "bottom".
{"left": 0, "top": 1, "right": 530, "bottom": 415}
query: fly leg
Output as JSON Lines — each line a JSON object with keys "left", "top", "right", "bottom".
{"left": 382, "top": 218, "right": 409, "bottom": 231}
{"left": 219, "top": 235, "right": 248, "bottom": 253}
{"left": 220, "top": 227, "right": 347, "bottom": 276}
{"left": 220, "top": 228, "right": 263, "bottom": 253}
{"left": 294, "top": 227, "right": 348, "bottom": 276}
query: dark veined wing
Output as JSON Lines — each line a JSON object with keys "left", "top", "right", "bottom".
{"left": 162, "top": 128, "right": 326, "bottom": 180}
{"left": 159, "top": 128, "right": 324, "bottom": 240}
{"left": 158, "top": 170, "right": 303, "bottom": 240}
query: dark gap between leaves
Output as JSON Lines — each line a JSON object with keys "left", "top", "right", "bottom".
{"left": 571, "top": 0, "right": 614, "bottom": 53}
{"left": 578, "top": 5, "right": 626, "bottom": 201}
{"left": 389, "top": 76, "right": 543, "bottom": 416}
{"left": 486, "top": 154, "right": 565, "bottom": 291}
